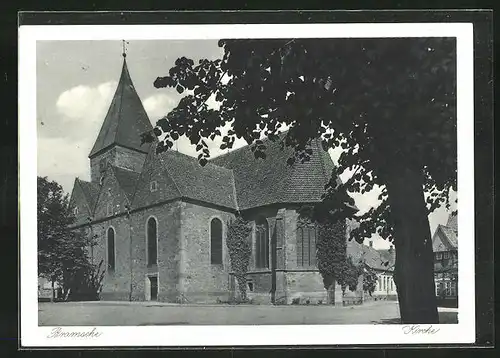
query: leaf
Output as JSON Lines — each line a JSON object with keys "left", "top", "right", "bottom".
{"left": 176, "top": 85, "right": 185, "bottom": 94}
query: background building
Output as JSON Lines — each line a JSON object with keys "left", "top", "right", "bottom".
{"left": 347, "top": 240, "right": 397, "bottom": 304}
{"left": 432, "top": 212, "right": 458, "bottom": 307}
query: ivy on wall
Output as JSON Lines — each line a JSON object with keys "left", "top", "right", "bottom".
{"left": 226, "top": 216, "right": 252, "bottom": 301}
{"left": 316, "top": 219, "right": 347, "bottom": 291}
{"left": 301, "top": 205, "right": 362, "bottom": 301}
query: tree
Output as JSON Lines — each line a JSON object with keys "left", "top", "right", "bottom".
{"left": 362, "top": 266, "right": 378, "bottom": 297}
{"left": 148, "top": 37, "right": 457, "bottom": 323}
{"left": 37, "top": 176, "right": 98, "bottom": 300}
{"left": 337, "top": 256, "right": 362, "bottom": 294}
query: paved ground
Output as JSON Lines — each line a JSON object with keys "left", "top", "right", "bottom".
{"left": 38, "top": 300, "right": 458, "bottom": 326}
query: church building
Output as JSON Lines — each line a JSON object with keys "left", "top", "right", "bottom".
{"left": 69, "top": 54, "right": 353, "bottom": 305}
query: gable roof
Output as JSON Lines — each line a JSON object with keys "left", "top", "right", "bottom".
{"left": 110, "top": 165, "right": 141, "bottom": 202}
{"left": 347, "top": 240, "right": 395, "bottom": 272}
{"left": 432, "top": 224, "right": 458, "bottom": 252}
{"left": 89, "top": 57, "right": 153, "bottom": 158}
{"left": 132, "top": 145, "right": 237, "bottom": 210}
{"left": 161, "top": 150, "right": 237, "bottom": 209}
{"left": 210, "top": 136, "right": 342, "bottom": 210}
{"left": 446, "top": 212, "right": 458, "bottom": 232}
{"left": 76, "top": 179, "right": 100, "bottom": 212}
{"left": 432, "top": 212, "right": 458, "bottom": 251}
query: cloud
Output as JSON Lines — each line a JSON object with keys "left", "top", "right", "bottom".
{"left": 143, "top": 93, "right": 178, "bottom": 122}
{"left": 57, "top": 82, "right": 116, "bottom": 121}
{"left": 37, "top": 82, "right": 120, "bottom": 193}
{"left": 54, "top": 81, "right": 117, "bottom": 141}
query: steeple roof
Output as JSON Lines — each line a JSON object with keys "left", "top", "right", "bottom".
{"left": 89, "top": 57, "right": 154, "bottom": 158}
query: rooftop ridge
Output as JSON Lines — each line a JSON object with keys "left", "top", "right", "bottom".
{"left": 210, "top": 131, "right": 288, "bottom": 165}
{"left": 161, "top": 147, "right": 235, "bottom": 174}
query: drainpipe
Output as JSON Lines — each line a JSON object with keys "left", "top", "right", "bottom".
{"left": 125, "top": 204, "right": 132, "bottom": 302}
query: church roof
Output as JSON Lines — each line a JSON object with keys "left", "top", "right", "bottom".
{"left": 110, "top": 165, "right": 141, "bottom": 202}
{"left": 76, "top": 55, "right": 354, "bottom": 218}
{"left": 88, "top": 57, "right": 153, "bottom": 158}
{"left": 211, "top": 136, "right": 341, "bottom": 210}
{"left": 159, "top": 150, "right": 237, "bottom": 209}
{"left": 76, "top": 178, "right": 100, "bottom": 212}
{"left": 132, "top": 147, "right": 237, "bottom": 210}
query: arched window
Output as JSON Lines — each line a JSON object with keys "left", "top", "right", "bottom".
{"left": 107, "top": 227, "right": 115, "bottom": 271}
{"left": 210, "top": 218, "right": 223, "bottom": 265}
{"left": 147, "top": 217, "right": 158, "bottom": 267}
{"left": 297, "top": 222, "right": 317, "bottom": 267}
{"left": 255, "top": 218, "right": 269, "bottom": 269}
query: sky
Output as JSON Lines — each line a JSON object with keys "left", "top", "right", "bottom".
{"left": 36, "top": 40, "right": 456, "bottom": 250}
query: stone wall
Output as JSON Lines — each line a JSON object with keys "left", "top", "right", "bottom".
{"left": 91, "top": 168, "right": 134, "bottom": 301}
{"left": 91, "top": 200, "right": 361, "bottom": 305}
{"left": 283, "top": 270, "right": 327, "bottom": 304}
{"left": 129, "top": 201, "right": 182, "bottom": 302}
{"left": 178, "top": 201, "right": 235, "bottom": 303}
{"left": 114, "top": 146, "right": 147, "bottom": 174}
{"left": 91, "top": 197, "right": 183, "bottom": 302}
{"left": 91, "top": 215, "right": 132, "bottom": 301}
{"left": 90, "top": 146, "right": 146, "bottom": 183}
{"left": 235, "top": 206, "right": 336, "bottom": 305}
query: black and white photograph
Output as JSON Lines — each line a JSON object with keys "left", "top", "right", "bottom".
{"left": 19, "top": 21, "right": 477, "bottom": 347}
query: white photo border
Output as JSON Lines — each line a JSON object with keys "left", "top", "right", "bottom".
{"left": 19, "top": 22, "right": 475, "bottom": 347}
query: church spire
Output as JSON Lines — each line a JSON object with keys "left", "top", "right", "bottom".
{"left": 88, "top": 43, "right": 153, "bottom": 159}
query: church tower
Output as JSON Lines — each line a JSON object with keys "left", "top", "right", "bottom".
{"left": 88, "top": 47, "right": 153, "bottom": 183}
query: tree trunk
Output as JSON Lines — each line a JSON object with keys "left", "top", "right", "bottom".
{"left": 385, "top": 165, "right": 439, "bottom": 324}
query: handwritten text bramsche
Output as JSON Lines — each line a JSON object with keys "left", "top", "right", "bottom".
{"left": 47, "top": 327, "right": 102, "bottom": 339}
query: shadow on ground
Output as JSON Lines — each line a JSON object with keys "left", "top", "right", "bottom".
{"left": 372, "top": 311, "right": 458, "bottom": 324}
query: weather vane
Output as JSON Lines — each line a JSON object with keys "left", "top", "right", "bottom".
{"left": 122, "top": 40, "right": 129, "bottom": 58}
